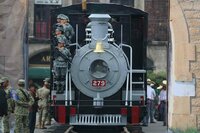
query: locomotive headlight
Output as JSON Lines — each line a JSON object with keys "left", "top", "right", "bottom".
{"left": 90, "top": 59, "right": 109, "bottom": 79}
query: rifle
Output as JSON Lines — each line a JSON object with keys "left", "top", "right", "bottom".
{"left": 51, "top": 36, "right": 72, "bottom": 64}
{"left": 54, "top": 48, "right": 72, "bottom": 64}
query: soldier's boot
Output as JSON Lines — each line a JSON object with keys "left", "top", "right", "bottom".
{"left": 41, "top": 121, "right": 47, "bottom": 129}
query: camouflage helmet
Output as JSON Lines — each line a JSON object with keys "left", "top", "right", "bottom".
{"left": 55, "top": 26, "right": 64, "bottom": 32}
{"left": 0, "top": 79, "right": 3, "bottom": 84}
{"left": 61, "top": 14, "right": 70, "bottom": 22}
{"left": 57, "top": 14, "right": 64, "bottom": 19}
{"left": 18, "top": 79, "right": 25, "bottom": 85}
{"left": 1, "top": 76, "right": 9, "bottom": 82}
{"left": 57, "top": 36, "right": 65, "bottom": 44}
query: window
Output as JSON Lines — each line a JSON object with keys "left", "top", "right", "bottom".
{"left": 110, "top": 0, "right": 134, "bottom": 6}
{"left": 34, "top": 5, "right": 61, "bottom": 39}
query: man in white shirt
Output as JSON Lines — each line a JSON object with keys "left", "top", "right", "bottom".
{"left": 142, "top": 79, "right": 156, "bottom": 126}
{"left": 159, "top": 80, "right": 167, "bottom": 126}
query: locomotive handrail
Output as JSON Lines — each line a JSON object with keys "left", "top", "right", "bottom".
{"left": 68, "top": 43, "right": 81, "bottom": 48}
{"left": 132, "top": 82, "right": 145, "bottom": 84}
{"left": 69, "top": 72, "right": 72, "bottom": 105}
{"left": 65, "top": 68, "right": 69, "bottom": 106}
{"left": 125, "top": 74, "right": 129, "bottom": 106}
{"left": 132, "top": 69, "right": 146, "bottom": 73}
{"left": 119, "top": 43, "right": 133, "bottom": 106}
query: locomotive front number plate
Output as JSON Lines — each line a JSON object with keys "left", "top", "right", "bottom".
{"left": 92, "top": 80, "right": 106, "bottom": 87}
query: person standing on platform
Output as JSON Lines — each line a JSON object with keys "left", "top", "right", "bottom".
{"left": 37, "top": 78, "right": 50, "bottom": 129}
{"left": 159, "top": 80, "right": 167, "bottom": 126}
{"left": 60, "top": 15, "right": 74, "bottom": 44}
{"left": 0, "top": 79, "right": 8, "bottom": 133}
{"left": 14, "top": 79, "right": 34, "bottom": 133}
{"left": 142, "top": 79, "right": 156, "bottom": 126}
{"left": 2, "top": 77, "right": 15, "bottom": 133}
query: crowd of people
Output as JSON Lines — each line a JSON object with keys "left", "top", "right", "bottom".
{"left": 0, "top": 77, "right": 50, "bottom": 133}
{"left": 142, "top": 78, "right": 167, "bottom": 127}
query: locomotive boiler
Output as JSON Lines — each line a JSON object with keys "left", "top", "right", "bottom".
{"left": 50, "top": 3, "right": 147, "bottom": 131}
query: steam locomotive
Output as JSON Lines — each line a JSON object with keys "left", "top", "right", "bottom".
{"left": 50, "top": 3, "right": 147, "bottom": 131}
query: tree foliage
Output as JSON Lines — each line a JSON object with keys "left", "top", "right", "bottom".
{"left": 147, "top": 70, "right": 167, "bottom": 85}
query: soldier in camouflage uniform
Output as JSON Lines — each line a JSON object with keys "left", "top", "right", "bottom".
{"left": 14, "top": 79, "right": 34, "bottom": 133}
{"left": 37, "top": 78, "right": 50, "bottom": 129}
{"left": 44, "top": 78, "right": 51, "bottom": 126}
{"left": 2, "top": 77, "right": 15, "bottom": 133}
{"left": 52, "top": 14, "right": 64, "bottom": 32}
{"left": 54, "top": 26, "right": 68, "bottom": 47}
{"left": 60, "top": 15, "right": 75, "bottom": 44}
{"left": 53, "top": 37, "right": 72, "bottom": 93}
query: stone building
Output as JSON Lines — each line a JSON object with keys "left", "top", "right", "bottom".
{"left": 169, "top": 0, "right": 200, "bottom": 129}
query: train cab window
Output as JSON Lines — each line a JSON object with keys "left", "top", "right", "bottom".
{"left": 34, "top": 5, "right": 61, "bottom": 39}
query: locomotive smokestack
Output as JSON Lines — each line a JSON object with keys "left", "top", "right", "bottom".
{"left": 88, "top": 14, "right": 111, "bottom": 47}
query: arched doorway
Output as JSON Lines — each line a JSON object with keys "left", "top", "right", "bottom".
{"left": 29, "top": 49, "right": 50, "bottom": 86}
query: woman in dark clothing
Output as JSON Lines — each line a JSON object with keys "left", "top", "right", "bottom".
{"left": 0, "top": 79, "right": 8, "bottom": 117}
{"left": 28, "top": 84, "right": 39, "bottom": 133}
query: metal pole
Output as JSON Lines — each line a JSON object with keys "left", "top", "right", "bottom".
{"left": 65, "top": 68, "right": 68, "bottom": 106}
{"left": 69, "top": 73, "right": 72, "bottom": 105}
{"left": 24, "top": 0, "right": 29, "bottom": 89}
{"left": 76, "top": 24, "right": 78, "bottom": 50}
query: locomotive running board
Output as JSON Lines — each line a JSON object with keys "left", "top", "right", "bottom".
{"left": 70, "top": 114, "right": 127, "bottom": 126}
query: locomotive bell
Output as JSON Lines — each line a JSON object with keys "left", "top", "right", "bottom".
{"left": 93, "top": 41, "right": 105, "bottom": 53}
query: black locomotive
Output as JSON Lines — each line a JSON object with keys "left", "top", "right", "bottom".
{"left": 50, "top": 3, "right": 148, "bottom": 132}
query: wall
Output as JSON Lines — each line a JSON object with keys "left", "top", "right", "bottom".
{"left": 169, "top": 0, "right": 198, "bottom": 129}
{"left": 145, "top": 0, "right": 169, "bottom": 72}
{"left": 0, "top": 0, "right": 27, "bottom": 87}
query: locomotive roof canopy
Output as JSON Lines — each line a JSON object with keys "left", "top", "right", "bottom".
{"left": 51, "top": 3, "right": 148, "bottom": 17}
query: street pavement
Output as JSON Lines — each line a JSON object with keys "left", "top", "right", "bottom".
{"left": 142, "top": 121, "right": 168, "bottom": 133}
{"left": 1, "top": 114, "right": 170, "bottom": 133}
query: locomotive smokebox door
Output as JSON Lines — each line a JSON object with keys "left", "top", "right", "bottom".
{"left": 71, "top": 14, "right": 128, "bottom": 104}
